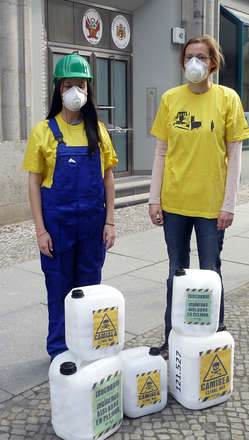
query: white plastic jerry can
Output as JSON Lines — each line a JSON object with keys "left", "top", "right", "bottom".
{"left": 65, "top": 284, "right": 125, "bottom": 361}
{"left": 49, "top": 351, "right": 123, "bottom": 440}
{"left": 169, "top": 329, "right": 234, "bottom": 410}
{"left": 119, "top": 346, "right": 167, "bottom": 418}
{"left": 172, "top": 268, "right": 221, "bottom": 336}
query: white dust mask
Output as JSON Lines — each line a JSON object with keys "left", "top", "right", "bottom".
{"left": 62, "top": 86, "right": 87, "bottom": 111}
{"left": 184, "top": 57, "right": 209, "bottom": 83}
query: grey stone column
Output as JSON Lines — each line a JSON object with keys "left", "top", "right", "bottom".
{"left": 182, "top": 0, "right": 204, "bottom": 41}
{"left": 19, "top": 0, "right": 32, "bottom": 139}
{"left": 0, "top": 0, "right": 20, "bottom": 140}
{"left": 204, "top": 0, "right": 215, "bottom": 36}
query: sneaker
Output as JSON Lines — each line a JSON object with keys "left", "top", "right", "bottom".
{"left": 159, "top": 342, "right": 169, "bottom": 352}
{"left": 159, "top": 342, "right": 169, "bottom": 360}
{"left": 217, "top": 323, "right": 227, "bottom": 332}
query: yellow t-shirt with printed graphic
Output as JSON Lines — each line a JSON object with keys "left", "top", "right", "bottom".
{"left": 22, "top": 112, "right": 118, "bottom": 187}
{"left": 151, "top": 84, "right": 249, "bottom": 218}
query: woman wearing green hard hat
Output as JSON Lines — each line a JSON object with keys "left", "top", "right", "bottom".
{"left": 22, "top": 53, "right": 118, "bottom": 361}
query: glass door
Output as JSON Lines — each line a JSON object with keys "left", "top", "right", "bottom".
{"left": 95, "top": 54, "right": 132, "bottom": 175}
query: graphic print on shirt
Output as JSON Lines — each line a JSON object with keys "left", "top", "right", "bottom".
{"left": 173, "top": 111, "right": 202, "bottom": 130}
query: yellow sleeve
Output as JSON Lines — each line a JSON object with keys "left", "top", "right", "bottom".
{"left": 22, "top": 122, "right": 45, "bottom": 174}
{"left": 226, "top": 91, "right": 249, "bottom": 142}
{"left": 151, "top": 92, "right": 169, "bottom": 141}
{"left": 98, "top": 121, "right": 118, "bottom": 170}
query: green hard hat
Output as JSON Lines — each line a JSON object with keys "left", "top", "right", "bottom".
{"left": 53, "top": 53, "right": 93, "bottom": 84}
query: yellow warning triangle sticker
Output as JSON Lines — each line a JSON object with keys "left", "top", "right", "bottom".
{"left": 203, "top": 354, "right": 228, "bottom": 382}
{"left": 199, "top": 347, "right": 231, "bottom": 401}
{"left": 140, "top": 375, "right": 159, "bottom": 395}
{"left": 96, "top": 313, "right": 117, "bottom": 336}
{"left": 137, "top": 372, "right": 161, "bottom": 407}
{"left": 93, "top": 308, "right": 119, "bottom": 348}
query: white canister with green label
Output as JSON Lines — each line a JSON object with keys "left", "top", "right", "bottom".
{"left": 49, "top": 351, "right": 123, "bottom": 440}
{"left": 172, "top": 268, "right": 221, "bottom": 336}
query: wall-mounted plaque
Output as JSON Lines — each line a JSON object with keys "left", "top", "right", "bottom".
{"left": 111, "top": 15, "right": 130, "bottom": 49}
{"left": 82, "top": 8, "right": 103, "bottom": 45}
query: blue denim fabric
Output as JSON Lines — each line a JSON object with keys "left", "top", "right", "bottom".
{"left": 162, "top": 211, "right": 225, "bottom": 342}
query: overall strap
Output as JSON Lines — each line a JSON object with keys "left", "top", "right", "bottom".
{"left": 48, "top": 118, "right": 65, "bottom": 146}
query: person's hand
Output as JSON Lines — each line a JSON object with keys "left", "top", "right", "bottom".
{"left": 37, "top": 231, "right": 54, "bottom": 257}
{"left": 103, "top": 224, "right": 115, "bottom": 250}
{"left": 217, "top": 210, "right": 234, "bottom": 230}
{"left": 149, "top": 204, "right": 163, "bottom": 226}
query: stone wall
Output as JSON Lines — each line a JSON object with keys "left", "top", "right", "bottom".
{"left": 0, "top": 0, "right": 32, "bottom": 225}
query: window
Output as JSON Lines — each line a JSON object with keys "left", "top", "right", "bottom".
{"left": 220, "top": 6, "right": 249, "bottom": 111}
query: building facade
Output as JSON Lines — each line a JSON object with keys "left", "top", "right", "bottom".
{"left": 1, "top": 0, "right": 249, "bottom": 225}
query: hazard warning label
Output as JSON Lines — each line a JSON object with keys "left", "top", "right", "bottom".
{"left": 199, "top": 346, "right": 232, "bottom": 401}
{"left": 92, "top": 371, "right": 122, "bottom": 439}
{"left": 93, "top": 307, "right": 118, "bottom": 348}
{"left": 184, "top": 288, "right": 212, "bottom": 325}
{"left": 137, "top": 371, "right": 161, "bottom": 407}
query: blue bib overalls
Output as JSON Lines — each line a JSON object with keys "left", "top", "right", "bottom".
{"left": 40, "top": 118, "right": 106, "bottom": 360}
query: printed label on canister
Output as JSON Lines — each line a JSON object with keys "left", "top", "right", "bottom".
{"left": 184, "top": 288, "right": 212, "bottom": 325}
{"left": 137, "top": 371, "right": 161, "bottom": 407}
{"left": 93, "top": 307, "right": 118, "bottom": 348}
{"left": 92, "top": 371, "right": 122, "bottom": 439}
{"left": 199, "top": 345, "right": 231, "bottom": 401}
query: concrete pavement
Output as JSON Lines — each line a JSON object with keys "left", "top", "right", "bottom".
{"left": 0, "top": 201, "right": 249, "bottom": 439}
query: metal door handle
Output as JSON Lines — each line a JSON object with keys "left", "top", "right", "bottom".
{"left": 97, "top": 105, "right": 116, "bottom": 109}
{"left": 107, "top": 126, "right": 132, "bottom": 133}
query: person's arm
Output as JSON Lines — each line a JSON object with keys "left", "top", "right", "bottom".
{"left": 149, "top": 139, "right": 167, "bottom": 226}
{"left": 103, "top": 167, "right": 115, "bottom": 250}
{"left": 217, "top": 141, "right": 242, "bottom": 231}
{"left": 29, "top": 172, "right": 53, "bottom": 257}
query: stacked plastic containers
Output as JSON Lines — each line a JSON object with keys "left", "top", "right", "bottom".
{"left": 169, "top": 268, "right": 234, "bottom": 410}
{"left": 49, "top": 284, "right": 125, "bottom": 440}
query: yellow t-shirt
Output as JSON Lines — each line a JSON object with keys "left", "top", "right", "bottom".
{"left": 151, "top": 84, "right": 249, "bottom": 218}
{"left": 22, "top": 112, "right": 118, "bottom": 187}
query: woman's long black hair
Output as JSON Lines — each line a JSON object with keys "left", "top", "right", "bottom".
{"left": 47, "top": 79, "right": 100, "bottom": 156}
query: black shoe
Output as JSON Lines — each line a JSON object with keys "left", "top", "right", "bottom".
{"left": 159, "top": 342, "right": 169, "bottom": 360}
{"left": 159, "top": 342, "right": 168, "bottom": 352}
{"left": 217, "top": 323, "right": 227, "bottom": 332}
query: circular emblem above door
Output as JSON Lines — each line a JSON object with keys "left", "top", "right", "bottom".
{"left": 111, "top": 15, "right": 130, "bottom": 49}
{"left": 82, "top": 9, "right": 103, "bottom": 45}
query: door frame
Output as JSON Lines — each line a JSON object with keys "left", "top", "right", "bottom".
{"left": 92, "top": 51, "right": 133, "bottom": 176}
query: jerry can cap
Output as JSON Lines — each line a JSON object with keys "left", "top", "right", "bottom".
{"left": 174, "top": 268, "right": 186, "bottom": 276}
{"left": 71, "top": 289, "right": 84, "bottom": 298}
{"left": 149, "top": 347, "right": 160, "bottom": 356}
{"left": 60, "top": 362, "right": 77, "bottom": 375}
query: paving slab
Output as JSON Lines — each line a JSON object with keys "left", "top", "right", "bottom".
{"left": 0, "top": 266, "right": 44, "bottom": 314}
{"left": 103, "top": 274, "right": 166, "bottom": 335}
{"left": 0, "top": 389, "right": 12, "bottom": 403}
{"left": 220, "top": 236, "right": 249, "bottom": 265}
{"left": 13, "top": 259, "right": 42, "bottom": 275}
{"left": 236, "top": 230, "right": 249, "bottom": 238}
{"left": 102, "top": 251, "right": 154, "bottom": 279}
{"left": 0, "top": 304, "right": 47, "bottom": 364}
{"left": 109, "top": 228, "right": 168, "bottom": 262}
{"left": 0, "top": 358, "right": 49, "bottom": 398}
